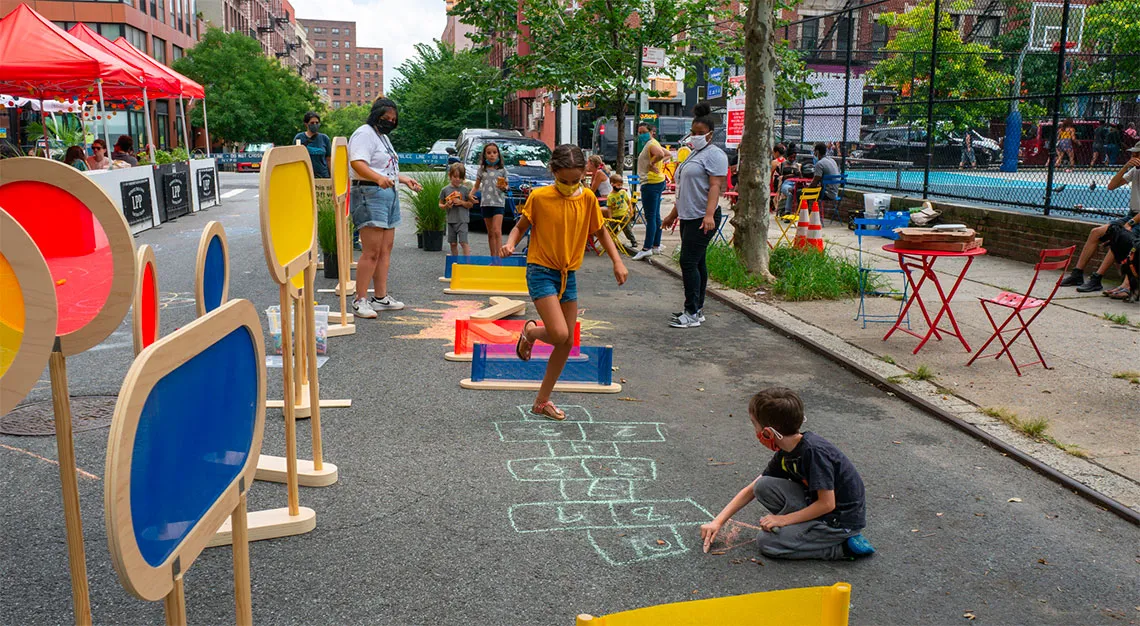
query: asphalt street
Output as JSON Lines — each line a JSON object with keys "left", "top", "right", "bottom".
{"left": 2, "top": 177, "right": 1138, "bottom": 625}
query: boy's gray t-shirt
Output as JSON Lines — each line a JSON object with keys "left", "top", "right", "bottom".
{"left": 477, "top": 167, "right": 507, "bottom": 207}
{"left": 440, "top": 184, "right": 472, "bottom": 223}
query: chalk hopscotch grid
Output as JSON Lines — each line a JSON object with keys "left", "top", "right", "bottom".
{"left": 498, "top": 405, "right": 714, "bottom": 566}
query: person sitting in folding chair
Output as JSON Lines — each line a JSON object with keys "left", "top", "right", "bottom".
{"left": 807, "top": 142, "right": 841, "bottom": 209}
{"left": 601, "top": 172, "right": 638, "bottom": 253}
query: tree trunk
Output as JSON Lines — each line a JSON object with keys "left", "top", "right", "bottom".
{"left": 614, "top": 89, "right": 628, "bottom": 175}
{"left": 731, "top": 0, "right": 779, "bottom": 282}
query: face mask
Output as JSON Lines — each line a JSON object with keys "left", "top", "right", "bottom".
{"left": 376, "top": 118, "right": 397, "bottom": 134}
{"left": 757, "top": 428, "right": 782, "bottom": 452}
{"left": 638, "top": 132, "right": 651, "bottom": 143}
{"left": 688, "top": 132, "right": 711, "bottom": 151}
{"left": 554, "top": 180, "right": 580, "bottom": 196}
{"left": 307, "top": 122, "right": 320, "bottom": 133}
{"left": 486, "top": 158, "right": 499, "bottom": 166}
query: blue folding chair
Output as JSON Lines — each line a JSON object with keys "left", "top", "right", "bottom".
{"left": 821, "top": 173, "right": 847, "bottom": 224}
{"left": 853, "top": 211, "right": 910, "bottom": 329}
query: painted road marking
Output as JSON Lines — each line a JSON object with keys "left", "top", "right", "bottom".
{"left": 220, "top": 189, "right": 245, "bottom": 199}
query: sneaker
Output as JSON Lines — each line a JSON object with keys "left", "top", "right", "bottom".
{"left": 654, "top": 245, "right": 667, "bottom": 254}
{"left": 1059, "top": 268, "right": 1084, "bottom": 287}
{"left": 352, "top": 298, "right": 377, "bottom": 319}
{"left": 669, "top": 311, "right": 702, "bottom": 328}
{"left": 843, "top": 534, "right": 876, "bottom": 560}
{"left": 671, "top": 309, "right": 705, "bottom": 323}
{"left": 631, "top": 249, "right": 653, "bottom": 261}
{"left": 370, "top": 295, "right": 405, "bottom": 311}
{"left": 1075, "top": 273, "right": 1103, "bottom": 293}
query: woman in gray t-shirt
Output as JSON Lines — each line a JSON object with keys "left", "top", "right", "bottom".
{"left": 662, "top": 103, "right": 729, "bottom": 329}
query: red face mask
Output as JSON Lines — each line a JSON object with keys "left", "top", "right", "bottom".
{"left": 757, "top": 428, "right": 781, "bottom": 452}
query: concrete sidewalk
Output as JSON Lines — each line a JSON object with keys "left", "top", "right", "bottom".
{"left": 637, "top": 197, "right": 1139, "bottom": 495}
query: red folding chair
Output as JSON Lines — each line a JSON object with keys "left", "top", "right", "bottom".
{"left": 966, "top": 245, "right": 1075, "bottom": 376}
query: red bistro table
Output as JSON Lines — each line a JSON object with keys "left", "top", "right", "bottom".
{"left": 882, "top": 244, "right": 987, "bottom": 354}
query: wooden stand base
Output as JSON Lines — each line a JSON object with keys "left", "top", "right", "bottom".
{"left": 459, "top": 379, "right": 622, "bottom": 393}
{"left": 317, "top": 280, "right": 355, "bottom": 295}
{"left": 326, "top": 322, "right": 356, "bottom": 337}
{"left": 255, "top": 454, "right": 338, "bottom": 487}
{"left": 470, "top": 297, "right": 526, "bottom": 321}
{"left": 444, "top": 288, "right": 528, "bottom": 297}
{"left": 207, "top": 506, "right": 316, "bottom": 548}
{"left": 267, "top": 382, "right": 351, "bottom": 418}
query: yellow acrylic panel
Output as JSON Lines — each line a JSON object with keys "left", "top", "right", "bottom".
{"left": 449, "top": 264, "right": 528, "bottom": 294}
{"left": 0, "top": 252, "right": 24, "bottom": 376}
{"left": 267, "top": 161, "right": 315, "bottom": 273}
{"left": 332, "top": 144, "right": 350, "bottom": 198}
{"left": 577, "top": 583, "right": 850, "bottom": 626}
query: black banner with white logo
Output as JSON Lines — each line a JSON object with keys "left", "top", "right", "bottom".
{"left": 196, "top": 167, "right": 217, "bottom": 207}
{"left": 120, "top": 179, "right": 153, "bottom": 226}
{"left": 162, "top": 169, "right": 190, "bottom": 219}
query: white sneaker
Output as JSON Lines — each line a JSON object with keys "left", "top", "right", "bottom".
{"left": 631, "top": 249, "right": 653, "bottom": 261}
{"left": 352, "top": 298, "right": 377, "bottom": 319}
{"left": 669, "top": 311, "right": 702, "bottom": 328}
{"left": 369, "top": 295, "right": 405, "bottom": 311}
{"left": 654, "top": 245, "right": 667, "bottom": 254}
{"left": 672, "top": 309, "right": 706, "bottom": 323}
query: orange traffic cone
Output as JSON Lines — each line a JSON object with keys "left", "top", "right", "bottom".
{"left": 807, "top": 200, "right": 825, "bottom": 252}
{"left": 793, "top": 198, "right": 810, "bottom": 248}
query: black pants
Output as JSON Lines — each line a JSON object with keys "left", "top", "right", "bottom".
{"left": 679, "top": 211, "right": 721, "bottom": 315}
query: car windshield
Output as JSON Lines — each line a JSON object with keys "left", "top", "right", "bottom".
{"left": 431, "top": 140, "right": 454, "bottom": 152}
{"left": 467, "top": 141, "right": 552, "bottom": 168}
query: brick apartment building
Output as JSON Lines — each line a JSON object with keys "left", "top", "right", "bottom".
{"left": 299, "top": 18, "right": 356, "bottom": 108}
{"left": 356, "top": 46, "right": 385, "bottom": 105}
{"left": 198, "top": 0, "right": 314, "bottom": 80}
{"left": 442, "top": 0, "right": 475, "bottom": 51}
{"left": 1, "top": 0, "right": 203, "bottom": 151}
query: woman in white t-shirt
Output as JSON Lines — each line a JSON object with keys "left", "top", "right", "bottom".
{"left": 347, "top": 98, "right": 423, "bottom": 319}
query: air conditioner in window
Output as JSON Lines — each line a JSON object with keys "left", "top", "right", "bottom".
{"left": 528, "top": 116, "right": 540, "bottom": 132}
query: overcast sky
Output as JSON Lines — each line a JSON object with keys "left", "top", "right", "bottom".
{"left": 291, "top": 0, "right": 447, "bottom": 93}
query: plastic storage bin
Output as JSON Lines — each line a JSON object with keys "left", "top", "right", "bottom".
{"left": 266, "top": 305, "right": 328, "bottom": 356}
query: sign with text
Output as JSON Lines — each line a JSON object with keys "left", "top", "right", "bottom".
{"left": 707, "top": 68, "right": 723, "bottom": 99}
{"left": 196, "top": 168, "right": 217, "bottom": 208}
{"left": 120, "top": 179, "right": 153, "bottom": 226}
{"left": 726, "top": 75, "right": 746, "bottom": 149}
{"left": 397, "top": 153, "right": 450, "bottom": 166}
{"left": 162, "top": 170, "right": 190, "bottom": 219}
{"left": 641, "top": 46, "right": 666, "bottom": 68}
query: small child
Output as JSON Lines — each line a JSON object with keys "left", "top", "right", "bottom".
{"left": 471, "top": 142, "right": 509, "bottom": 256}
{"left": 439, "top": 162, "right": 473, "bottom": 256}
{"left": 700, "top": 387, "right": 874, "bottom": 561}
{"left": 602, "top": 173, "right": 638, "bottom": 250}
{"left": 501, "top": 145, "right": 628, "bottom": 420}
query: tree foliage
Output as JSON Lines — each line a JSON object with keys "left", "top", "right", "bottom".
{"left": 1070, "top": 0, "right": 1140, "bottom": 92}
{"left": 386, "top": 41, "right": 506, "bottom": 152}
{"left": 867, "top": 0, "right": 1013, "bottom": 132}
{"left": 320, "top": 104, "right": 370, "bottom": 141}
{"left": 173, "top": 28, "right": 321, "bottom": 147}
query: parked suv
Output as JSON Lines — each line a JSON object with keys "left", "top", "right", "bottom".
{"left": 456, "top": 135, "right": 554, "bottom": 228}
{"left": 1018, "top": 120, "right": 1099, "bottom": 166}
{"left": 854, "top": 126, "right": 1000, "bottom": 167}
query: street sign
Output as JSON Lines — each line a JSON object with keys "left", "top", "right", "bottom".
{"left": 641, "top": 46, "right": 666, "bottom": 68}
{"left": 726, "top": 76, "right": 746, "bottom": 149}
{"left": 708, "top": 68, "right": 723, "bottom": 99}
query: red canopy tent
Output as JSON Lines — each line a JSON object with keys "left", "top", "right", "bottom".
{"left": 111, "top": 37, "right": 208, "bottom": 156}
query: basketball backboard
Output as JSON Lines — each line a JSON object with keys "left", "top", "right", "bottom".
{"left": 1028, "top": 3, "right": 1086, "bottom": 52}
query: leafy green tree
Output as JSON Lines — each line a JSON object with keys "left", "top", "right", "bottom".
{"left": 386, "top": 41, "right": 506, "bottom": 152}
{"left": 320, "top": 104, "right": 370, "bottom": 140}
{"left": 867, "top": 0, "right": 1013, "bottom": 133}
{"left": 1069, "top": 0, "right": 1140, "bottom": 92}
{"left": 173, "top": 28, "right": 321, "bottom": 147}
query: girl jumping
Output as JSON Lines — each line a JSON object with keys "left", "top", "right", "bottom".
{"left": 501, "top": 144, "right": 628, "bottom": 420}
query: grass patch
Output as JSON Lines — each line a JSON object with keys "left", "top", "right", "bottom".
{"left": 980, "top": 406, "right": 1086, "bottom": 457}
{"left": 768, "top": 246, "right": 870, "bottom": 302}
{"left": 909, "top": 364, "right": 936, "bottom": 381}
{"left": 1113, "top": 371, "right": 1140, "bottom": 384}
{"left": 1103, "top": 312, "right": 1131, "bottom": 325}
{"left": 878, "top": 355, "right": 896, "bottom": 365}
{"left": 1018, "top": 417, "right": 1050, "bottom": 438}
{"left": 704, "top": 243, "right": 766, "bottom": 290}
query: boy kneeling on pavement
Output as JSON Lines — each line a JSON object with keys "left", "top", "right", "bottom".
{"left": 701, "top": 387, "right": 875, "bottom": 561}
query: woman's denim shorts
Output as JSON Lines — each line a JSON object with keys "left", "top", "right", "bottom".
{"left": 351, "top": 185, "right": 401, "bottom": 229}
{"left": 527, "top": 263, "right": 577, "bottom": 303}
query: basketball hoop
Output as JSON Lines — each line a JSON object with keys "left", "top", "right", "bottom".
{"left": 1050, "top": 41, "right": 1077, "bottom": 52}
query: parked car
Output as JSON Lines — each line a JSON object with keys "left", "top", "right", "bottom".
{"left": 454, "top": 128, "right": 522, "bottom": 156}
{"left": 1017, "top": 119, "right": 1099, "bottom": 166}
{"left": 853, "top": 126, "right": 1000, "bottom": 168}
{"left": 592, "top": 115, "right": 690, "bottom": 169}
{"left": 456, "top": 135, "right": 554, "bottom": 228}
{"left": 235, "top": 143, "right": 273, "bottom": 172}
{"left": 429, "top": 139, "right": 456, "bottom": 155}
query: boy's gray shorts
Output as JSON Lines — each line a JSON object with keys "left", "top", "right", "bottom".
{"left": 448, "top": 221, "right": 469, "bottom": 244}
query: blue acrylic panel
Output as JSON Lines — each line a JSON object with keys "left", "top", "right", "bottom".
{"left": 129, "top": 327, "right": 258, "bottom": 567}
{"left": 444, "top": 255, "right": 527, "bottom": 278}
{"left": 202, "top": 235, "right": 226, "bottom": 313}
{"left": 471, "top": 344, "right": 612, "bottom": 385}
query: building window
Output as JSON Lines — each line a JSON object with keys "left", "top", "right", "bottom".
{"left": 332, "top": 64, "right": 340, "bottom": 72}
{"left": 316, "top": 52, "right": 325, "bottom": 59}
{"left": 975, "top": 16, "right": 1000, "bottom": 45}
{"left": 156, "top": 0, "right": 165, "bottom": 23}
{"left": 152, "top": 37, "right": 167, "bottom": 64}
{"left": 331, "top": 27, "right": 338, "bottom": 34}
{"left": 801, "top": 19, "right": 819, "bottom": 50}
{"left": 333, "top": 77, "right": 340, "bottom": 85}
{"left": 346, "top": 88, "right": 351, "bottom": 96}
{"left": 321, "top": 88, "right": 328, "bottom": 95}
{"left": 332, "top": 41, "right": 338, "bottom": 47}
{"left": 155, "top": 101, "right": 169, "bottom": 149}
{"left": 332, "top": 52, "right": 339, "bottom": 60}
{"left": 98, "top": 23, "right": 125, "bottom": 40}
{"left": 343, "top": 40, "right": 349, "bottom": 48}
{"left": 317, "top": 63, "right": 327, "bottom": 71}
{"left": 313, "top": 27, "right": 323, "bottom": 33}
{"left": 835, "top": 17, "right": 852, "bottom": 52}
{"left": 344, "top": 28, "right": 350, "bottom": 35}
{"left": 344, "top": 53, "right": 350, "bottom": 61}
{"left": 172, "top": 44, "right": 183, "bottom": 61}
{"left": 315, "top": 40, "right": 325, "bottom": 47}
{"left": 333, "top": 89, "right": 340, "bottom": 96}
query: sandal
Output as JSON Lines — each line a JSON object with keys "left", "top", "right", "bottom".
{"left": 1103, "top": 286, "right": 1128, "bottom": 298}
{"left": 531, "top": 400, "right": 566, "bottom": 421}
{"left": 516, "top": 320, "right": 537, "bottom": 361}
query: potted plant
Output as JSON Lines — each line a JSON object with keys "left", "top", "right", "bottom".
{"left": 410, "top": 173, "right": 448, "bottom": 252}
{"left": 317, "top": 196, "right": 339, "bottom": 279}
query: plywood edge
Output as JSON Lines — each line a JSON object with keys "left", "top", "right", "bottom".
{"left": 255, "top": 455, "right": 338, "bottom": 487}
{"left": 444, "top": 289, "right": 530, "bottom": 297}
{"left": 438, "top": 276, "right": 450, "bottom": 283}
{"left": 207, "top": 506, "right": 316, "bottom": 548}
{"left": 459, "top": 379, "right": 622, "bottom": 394}
{"left": 326, "top": 323, "right": 356, "bottom": 337}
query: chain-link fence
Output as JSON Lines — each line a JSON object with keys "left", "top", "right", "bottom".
{"left": 774, "top": 0, "right": 1139, "bottom": 220}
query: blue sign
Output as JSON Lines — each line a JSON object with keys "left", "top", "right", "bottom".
{"left": 215, "top": 152, "right": 264, "bottom": 165}
{"left": 708, "top": 68, "right": 724, "bottom": 99}
{"left": 398, "top": 153, "right": 450, "bottom": 165}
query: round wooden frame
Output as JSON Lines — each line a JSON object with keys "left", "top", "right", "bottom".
{"left": 258, "top": 146, "right": 316, "bottom": 287}
{"left": 0, "top": 158, "right": 135, "bottom": 357}
{"left": 131, "top": 245, "right": 159, "bottom": 357}
{"left": 0, "top": 209, "right": 58, "bottom": 415}
{"left": 105, "top": 299, "right": 266, "bottom": 602}
{"left": 194, "top": 221, "right": 230, "bottom": 318}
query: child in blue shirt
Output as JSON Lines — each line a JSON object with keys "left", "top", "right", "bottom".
{"left": 701, "top": 387, "right": 874, "bottom": 561}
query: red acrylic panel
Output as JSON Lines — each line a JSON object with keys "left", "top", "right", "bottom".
{"left": 453, "top": 319, "right": 581, "bottom": 356}
{"left": 140, "top": 261, "right": 158, "bottom": 349}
